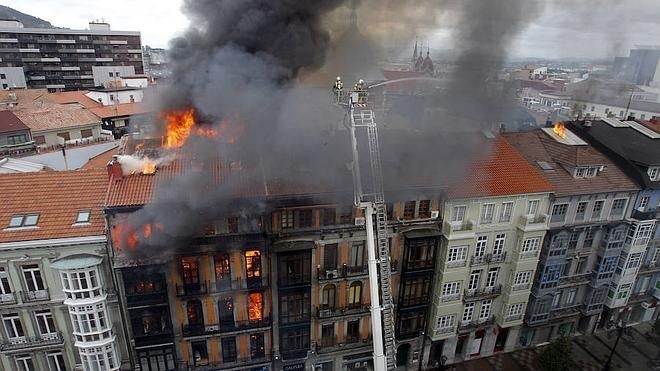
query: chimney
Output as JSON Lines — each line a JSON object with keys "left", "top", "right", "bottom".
{"left": 107, "top": 155, "right": 123, "bottom": 179}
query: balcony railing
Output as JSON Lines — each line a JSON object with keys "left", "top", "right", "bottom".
{"left": 445, "top": 260, "right": 467, "bottom": 269}
{"left": 519, "top": 250, "right": 539, "bottom": 260}
{"left": 440, "top": 294, "right": 461, "bottom": 303}
{"left": 580, "top": 302, "right": 603, "bottom": 315}
{"left": 126, "top": 286, "right": 168, "bottom": 306}
{"left": 21, "top": 289, "right": 49, "bottom": 302}
{"left": 0, "top": 292, "right": 17, "bottom": 305}
{"left": 181, "top": 318, "right": 271, "bottom": 337}
{"left": 549, "top": 304, "right": 581, "bottom": 319}
{"left": 470, "top": 252, "right": 507, "bottom": 266}
{"left": 511, "top": 283, "right": 530, "bottom": 292}
{"left": 435, "top": 326, "right": 455, "bottom": 335}
{"left": 463, "top": 285, "right": 502, "bottom": 301}
{"left": 470, "top": 254, "right": 489, "bottom": 266}
{"left": 278, "top": 273, "right": 312, "bottom": 288}
{"left": 504, "top": 313, "right": 523, "bottom": 322}
{"left": 442, "top": 220, "right": 475, "bottom": 238}
{"left": 490, "top": 252, "right": 507, "bottom": 263}
{"left": 518, "top": 214, "right": 548, "bottom": 230}
{"left": 210, "top": 277, "right": 269, "bottom": 293}
{"left": 317, "top": 304, "right": 370, "bottom": 319}
{"left": 527, "top": 312, "right": 549, "bottom": 325}
{"left": 0, "top": 332, "right": 63, "bottom": 351}
{"left": 175, "top": 282, "right": 207, "bottom": 297}
{"left": 188, "top": 354, "right": 272, "bottom": 370}
{"left": 458, "top": 316, "right": 496, "bottom": 332}
{"left": 558, "top": 272, "right": 591, "bottom": 287}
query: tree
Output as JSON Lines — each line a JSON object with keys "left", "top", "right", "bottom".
{"left": 538, "top": 336, "right": 578, "bottom": 371}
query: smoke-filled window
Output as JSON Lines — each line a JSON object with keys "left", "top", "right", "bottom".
{"left": 403, "top": 201, "right": 416, "bottom": 220}
{"left": 339, "top": 206, "right": 353, "bottom": 225}
{"left": 250, "top": 332, "right": 265, "bottom": 358}
{"left": 298, "top": 209, "right": 313, "bottom": 228}
{"left": 180, "top": 257, "right": 199, "bottom": 285}
{"left": 186, "top": 300, "right": 203, "bottom": 326}
{"left": 218, "top": 296, "right": 234, "bottom": 326}
{"left": 418, "top": 200, "right": 431, "bottom": 219}
{"left": 248, "top": 292, "right": 263, "bottom": 321}
{"left": 322, "top": 208, "right": 336, "bottom": 226}
{"left": 227, "top": 217, "right": 239, "bottom": 233}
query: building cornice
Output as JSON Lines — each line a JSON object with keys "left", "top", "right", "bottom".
{"left": 0, "top": 235, "right": 106, "bottom": 251}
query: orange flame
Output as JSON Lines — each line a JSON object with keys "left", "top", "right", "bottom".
{"left": 163, "top": 108, "right": 196, "bottom": 149}
{"left": 112, "top": 222, "right": 164, "bottom": 252}
{"left": 142, "top": 161, "right": 157, "bottom": 175}
{"left": 248, "top": 292, "right": 263, "bottom": 321}
{"left": 553, "top": 122, "right": 566, "bottom": 138}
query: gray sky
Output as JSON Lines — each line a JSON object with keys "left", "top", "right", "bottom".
{"left": 4, "top": 0, "right": 660, "bottom": 59}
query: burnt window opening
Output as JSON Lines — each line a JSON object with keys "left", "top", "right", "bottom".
{"left": 278, "top": 251, "right": 311, "bottom": 287}
{"left": 279, "top": 290, "right": 311, "bottom": 324}
{"left": 124, "top": 273, "right": 165, "bottom": 296}
{"left": 180, "top": 257, "right": 199, "bottom": 285}
{"left": 322, "top": 208, "right": 336, "bottom": 226}
{"left": 403, "top": 201, "right": 416, "bottom": 220}
{"left": 245, "top": 250, "right": 262, "bottom": 282}
{"left": 347, "top": 319, "right": 360, "bottom": 343}
{"left": 397, "top": 311, "right": 425, "bottom": 339}
{"left": 418, "top": 200, "right": 431, "bottom": 218}
{"left": 191, "top": 340, "right": 208, "bottom": 366}
{"left": 280, "top": 326, "right": 310, "bottom": 356}
{"left": 323, "top": 244, "right": 338, "bottom": 270}
{"left": 339, "top": 206, "right": 353, "bottom": 225}
{"left": 227, "top": 217, "right": 239, "bottom": 233}
{"left": 218, "top": 296, "right": 234, "bottom": 326}
{"left": 321, "top": 284, "right": 336, "bottom": 309}
{"left": 403, "top": 238, "right": 437, "bottom": 271}
{"left": 221, "top": 337, "right": 237, "bottom": 363}
{"left": 248, "top": 292, "right": 263, "bottom": 321}
{"left": 281, "top": 210, "right": 294, "bottom": 229}
{"left": 186, "top": 300, "right": 203, "bottom": 326}
{"left": 348, "top": 281, "right": 362, "bottom": 308}
{"left": 386, "top": 203, "right": 394, "bottom": 220}
{"left": 133, "top": 308, "right": 170, "bottom": 336}
{"left": 298, "top": 209, "right": 313, "bottom": 228}
{"left": 214, "top": 254, "right": 231, "bottom": 291}
{"left": 250, "top": 332, "right": 265, "bottom": 358}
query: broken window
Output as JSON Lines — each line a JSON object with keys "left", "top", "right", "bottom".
{"left": 248, "top": 292, "right": 263, "bottom": 321}
{"left": 298, "top": 209, "right": 313, "bottom": 228}
{"left": 218, "top": 296, "right": 234, "bottom": 326}
{"left": 227, "top": 217, "right": 239, "bottom": 233}
{"left": 418, "top": 200, "right": 431, "bottom": 218}
{"left": 214, "top": 254, "right": 231, "bottom": 291}
{"left": 403, "top": 201, "right": 416, "bottom": 220}
{"left": 181, "top": 257, "right": 199, "bottom": 285}
{"left": 245, "top": 250, "right": 261, "bottom": 279}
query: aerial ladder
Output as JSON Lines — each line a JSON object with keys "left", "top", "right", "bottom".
{"left": 333, "top": 77, "right": 396, "bottom": 371}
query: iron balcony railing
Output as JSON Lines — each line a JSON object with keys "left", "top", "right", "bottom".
{"left": 558, "top": 272, "right": 591, "bottom": 287}
{"left": 20, "top": 289, "right": 49, "bottom": 302}
{"left": 126, "top": 284, "right": 168, "bottom": 306}
{"left": 175, "top": 282, "right": 208, "bottom": 297}
{"left": 181, "top": 318, "right": 271, "bottom": 337}
{"left": 504, "top": 313, "right": 523, "bottom": 322}
{"left": 211, "top": 277, "right": 269, "bottom": 293}
{"left": 511, "top": 283, "right": 530, "bottom": 292}
{"left": 458, "top": 316, "right": 496, "bottom": 332}
{"left": 0, "top": 332, "right": 63, "bottom": 351}
{"left": 549, "top": 304, "right": 582, "bottom": 319}
{"left": 470, "top": 252, "right": 507, "bottom": 266}
{"left": 187, "top": 354, "right": 272, "bottom": 371}
{"left": 0, "top": 292, "right": 17, "bottom": 305}
{"left": 463, "top": 285, "right": 502, "bottom": 301}
{"left": 316, "top": 304, "right": 370, "bottom": 319}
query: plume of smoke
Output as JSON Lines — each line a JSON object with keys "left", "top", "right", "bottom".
{"left": 115, "top": 154, "right": 174, "bottom": 176}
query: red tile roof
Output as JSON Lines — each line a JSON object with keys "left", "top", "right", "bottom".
{"left": 47, "top": 90, "right": 102, "bottom": 109}
{"left": 13, "top": 104, "right": 101, "bottom": 132}
{"left": 0, "top": 170, "right": 109, "bottom": 243}
{"left": 81, "top": 146, "right": 119, "bottom": 170}
{"left": 0, "top": 110, "right": 30, "bottom": 134}
{"left": 89, "top": 103, "right": 153, "bottom": 119}
{"left": 447, "top": 137, "right": 554, "bottom": 199}
{"left": 504, "top": 130, "right": 639, "bottom": 197}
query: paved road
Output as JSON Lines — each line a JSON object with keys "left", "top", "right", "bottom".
{"left": 437, "top": 322, "right": 659, "bottom": 371}
{"left": 21, "top": 141, "right": 118, "bottom": 170}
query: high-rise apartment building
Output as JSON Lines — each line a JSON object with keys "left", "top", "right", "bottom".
{"left": 0, "top": 20, "right": 143, "bottom": 91}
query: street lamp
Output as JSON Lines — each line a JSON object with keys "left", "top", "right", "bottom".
{"left": 602, "top": 308, "right": 633, "bottom": 371}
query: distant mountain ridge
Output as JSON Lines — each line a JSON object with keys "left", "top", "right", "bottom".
{"left": 0, "top": 5, "right": 54, "bottom": 28}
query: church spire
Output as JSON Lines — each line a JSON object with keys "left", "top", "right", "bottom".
{"left": 412, "top": 37, "right": 418, "bottom": 63}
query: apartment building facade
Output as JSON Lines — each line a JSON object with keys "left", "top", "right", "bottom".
{"left": 570, "top": 119, "right": 660, "bottom": 324}
{"left": 424, "top": 138, "right": 553, "bottom": 367}
{"left": 0, "top": 20, "right": 143, "bottom": 91}
{"left": 0, "top": 170, "right": 129, "bottom": 371}
{"left": 505, "top": 126, "right": 649, "bottom": 346}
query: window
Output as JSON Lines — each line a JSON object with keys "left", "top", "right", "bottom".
{"left": 521, "top": 237, "right": 540, "bottom": 253}
{"left": 404, "top": 238, "right": 435, "bottom": 269}
{"left": 8, "top": 214, "right": 40, "bottom": 228}
{"left": 3, "top": 313, "right": 24, "bottom": 339}
{"left": 214, "top": 254, "right": 230, "bottom": 282}
{"left": 218, "top": 296, "right": 234, "bottom": 324}
{"left": 451, "top": 206, "right": 466, "bottom": 222}
{"left": 436, "top": 315, "right": 455, "bottom": 330}
{"left": 552, "top": 292, "right": 561, "bottom": 307}
{"left": 323, "top": 243, "right": 337, "bottom": 269}
{"left": 0, "top": 267, "right": 12, "bottom": 295}
{"left": 485, "top": 268, "right": 498, "bottom": 288}
{"left": 16, "top": 356, "right": 34, "bottom": 371}
{"left": 339, "top": 206, "right": 353, "bottom": 224}
{"left": 626, "top": 252, "right": 642, "bottom": 270}
{"left": 226, "top": 216, "right": 239, "bottom": 233}
{"left": 549, "top": 234, "right": 568, "bottom": 256}
{"left": 298, "top": 209, "right": 313, "bottom": 228}
{"left": 349, "top": 241, "right": 365, "bottom": 267}
{"left": 447, "top": 246, "right": 467, "bottom": 263}
{"left": 7, "top": 134, "right": 28, "bottom": 145}
{"left": 499, "top": 202, "right": 513, "bottom": 222}
{"left": 76, "top": 211, "right": 91, "bottom": 223}
{"left": 348, "top": 281, "right": 362, "bottom": 307}
{"left": 462, "top": 303, "right": 475, "bottom": 323}
{"left": 47, "top": 352, "right": 66, "bottom": 371}
{"left": 57, "top": 132, "right": 71, "bottom": 141}
{"left": 514, "top": 271, "right": 531, "bottom": 286}
{"left": 22, "top": 264, "right": 45, "bottom": 291}
{"left": 568, "top": 231, "right": 580, "bottom": 249}
{"left": 610, "top": 198, "right": 627, "bottom": 218}
{"left": 592, "top": 200, "right": 604, "bottom": 220}
{"left": 186, "top": 300, "right": 203, "bottom": 325}
{"left": 0, "top": 73, "right": 5, "bottom": 79}
{"left": 540, "top": 264, "right": 561, "bottom": 288}
{"left": 648, "top": 167, "right": 660, "bottom": 181}
{"left": 575, "top": 201, "right": 588, "bottom": 221}
{"left": 583, "top": 230, "right": 595, "bottom": 248}
{"left": 493, "top": 234, "right": 505, "bottom": 255}
{"left": 507, "top": 303, "right": 524, "bottom": 317}
{"left": 247, "top": 332, "right": 265, "bottom": 359}
{"left": 480, "top": 203, "right": 495, "bottom": 224}
{"left": 441, "top": 281, "right": 461, "bottom": 297}
{"left": 639, "top": 196, "right": 650, "bottom": 210}
{"left": 474, "top": 236, "right": 488, "bottom": 257}
{"left": 321, "top": 284, "right": 336, "bottom": 309}
{"left": 35, "top": 310, "right": 56, "bottom": 335}
{"left": 400, "top": 276, "right": 431, "bottom": 306}
{"left": 418, "top": 200, "right": 431, "bottom": 218}
{"left": 479, "top": 300, "right": 491, "bottom": 320}
{"left": 191, "top": 341, "right": 208, "bottom": 366}
{"left": 321, "top": 324, "right": 334, "bottom": 346}
{"left": 80, "top": 129, "right": 93, "bottom": 138}
{"left": 403, "top": 201, "right": 416, "bottom": 220}
{"left": 180, "top": 257, "right": 199, "bottom": 285}
{"left": 468, "top": 270, "right": 481, "bottom": 290}
{"left": 248, "top": 292, "right": 263, "bottom": 321}
{"left": 281, "top": 210, "right": 294, "bottom": 229}
{"left": 108, "top": 72, "right": 114, "bottom": 77}
{"left": 110, "top": 94, "right": 115, "bottom": 101}
{"left": 322, "top": 208, "right": 336, "bottom": 226}
{"left": 221, "top": 337, "right": 237, "bottom": 362}
{"left": 347, "top": 319, "right": 360, "bottom": 342}
{"left": 245, "top": 250, "right": 261, "bottom": 279}
{"left": 566, "top": 288, "right": 577, "bottom": 305}
{"left": 550, "top": 203, "right": 568, "bottom": 223}
{"left": 281, "top": 327, "right": 310, "bottom": 353}
{"left": 597, "top": 256, "right": 617, "bottom": 279}
{"left": 34, "top": 136, "right": 46, "bottom": 145}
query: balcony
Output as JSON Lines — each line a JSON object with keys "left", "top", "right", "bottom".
{"left": 440, "top": 294, "right": 461, "bottom": 303}
{"left": 175, "top": 282, "right": 208, "bottom": 297}
{"left": 0, "top": 332, "right": 63, "bottom": 351}
{"left": 442, "top": 220, "right": 475, "bottom": 240}
{"left": 21, "top": 289, "right": 49, "bottom": 302}
{"left": 126, "top": 286, "right": 168, "bottom": 306}
{"left": 470, "top": 252, "right": 507, "bottom": 267}
{"left": 558, "top": 272, "right": 591, "bottom": 288}
{"left": 490, "top": 252, "right": 507, "bottom": 264}
{"left": 511, "top": 283, "right": 530, "bottom": 292}
{"left": 549, "top": 304, "right": 581, "bottom": 320}
{"left": 0, "top": 292, "right": 17, "bottom": 305}
{"left": 639, "top": 261, "right": 660, "bottom": 274}
{"left": 317, "top": 304, "right": 370, "bottom": 319}
{"left": 211, "top": 277, "right": 269, "bottom": 293}
{"left": 458, "top": 316, "right": 496, "bottom": 333}
{"left": 470, "top": 254, "right": 489, "bottom": 266}
{"left": 278, "top": 273, "right": 312, "bottom": 288}
{"left": 503, "top": 313, "right": 523, "bottom": 323}
{"left": 526, "top": 312, "right": 549, "bottom": 326}
{"left": 463, "top": 285, "right": 502, "bottom": 302}
{"left": 316, "top": 336, "right": 372, "bottom": 354}
{"left": 581, "top": 302, "right": 603, "bottom": 316}
{"left": 517, "top": 214, "right": 548, "bottom": 232}
{"left": 182, "top": 318, "right": 271, "bottom": 337}
{"left": 631, "top": 209, "right": 659, "bottom": 221}
{"left": 435, "top": 326, "right": 455, "bottom": 336}
{"left": 133, "top": 328, "right": 174, "bottom": 347}
{"left": 445, "top": 259, "right": 467, "bottom": 269}
{"left": 188, "top": 354, "right": 272, "bottom": 370}
{"left": 518, "top": 250, "right": 539, "bottom": 260}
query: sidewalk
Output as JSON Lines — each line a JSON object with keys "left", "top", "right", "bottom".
{"left": 438, "top": 322, "right": 659, "bottom": 371}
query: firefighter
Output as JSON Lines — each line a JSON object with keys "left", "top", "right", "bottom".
{"left": 333, "top": 76, "right": 343, "bottom": 91}
{"left": 354, "top": 79, "right": 367, "bottom": 103}
{"left": 354, "top": 79, "right": 365, "bottom": 91}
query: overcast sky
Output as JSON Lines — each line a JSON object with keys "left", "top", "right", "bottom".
{"left": 3, "top": 0, "right": 660, "bottom": 59}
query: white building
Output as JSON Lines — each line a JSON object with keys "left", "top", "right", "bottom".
{"left": 0, "top": 67, "right": 27, "bottom": 89}
{"left": 85, "top": 87, "right": 144, "bottom": 106}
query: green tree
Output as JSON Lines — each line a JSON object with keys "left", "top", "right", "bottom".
{"left": 538, "top": 336, "right": 578, "bottom": 371}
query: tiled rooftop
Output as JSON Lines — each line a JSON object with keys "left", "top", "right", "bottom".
{"left": 0, "top": 110, "right": 30, "bottom": 134}
{"left": 13, "top": 104, "right": 101, "bottom": 132}
{"left": 89, "top": 102, "right": 153, "bottom": 119}
{"left": 0, "top": 169, "right": 109, "bottom": 243}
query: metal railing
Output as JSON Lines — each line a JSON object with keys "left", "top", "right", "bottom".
{"left": 463, "top": 285, "right": 502, "bottom": 301}
{"left": 181, "top": 318, "right": 271, "bottom": 337}
{"left": 518, "top": 214, "right": 548, "bottom": 228}
{"left": 440, "top": 294, "right": 461, "bottom": 303}
{"left": 0, "top": 332, "right": 63, "bottom": 351}
{"left": 504, "top": 313, "right": 523, "bottom": 322}
{"left": 187, "top": 354, "right": 272, "bottom": 370}
{"left": 175, "top": 282, "right": 207, "bottom": 297}
{"left": 210, "top": 277, "right": 269, "bottom": 293}
{"left": 558, "top": 272, "right": 591, "bottom": 287}
{"left": 458, "top": 316, "right": 496, "bottom": 332}
{"left": 21, "top": 289, "right": 49, "bottom": 302}
{"left": 316, "top": 304, "right": 370, "bottom": 319}
{"left": 0, "top": 292, "right": 17, "bottom": 305}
